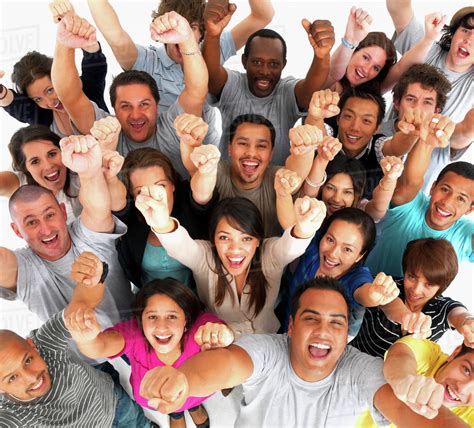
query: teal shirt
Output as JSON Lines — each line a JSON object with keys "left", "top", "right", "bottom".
{"left": 141, "top": 243, "right": 192, "bottom": 288}
{"left": 365, "top": 192, "right": 474, "bottom": 277}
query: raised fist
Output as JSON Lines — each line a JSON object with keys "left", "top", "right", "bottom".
{"left": 204, "top": 0, "right": 237, "bottom": 37}
{"left": 90, "top": 116, "right": 121, "bottom": 152}
{"left": 344, "top": 7, "right": 373, "bottom": 45}
{"left": 174, "top": 113, "right": 209, "bottom": 147}
{"left": 368, "top": 272, "right": 400, "bottom": 306}
{"left": 424, "top": 12, "right": 447, "bottom": 42}
{"left": 150, "top": 11, "right": 193, "bottom": 44}
{"left": 60, "top": 134, "right": 102, "bottom": 176}
{"left": 302, "top": 19, "right": 335, "bottom": 59}
{"left": 274, "top": 168, "right": 302, "bottom": 198}
{"left": 49, "top": 0, "right": 74, "bottom": 23}
{"left": 194, "top": 322, "right": 234, "bottom": 351}
{"left": 293, "top": 197, "right": 327, "bottom": 238}
{"left": 190, "top": 144, "right": 221, "bottom": 175}
{"left": 135, "top": 184, "right": 172, "bottom": 232}
{"left": 308, "top": 89, "right": 340, "bottom": 121}
{"left": 316, "top": 136, "right": 342, "bottom": 162}
{"left": 289, "top": 124, "right": 323, "bottom": 156}
{"left": 70, "top": 251, "right": 104, "bottom": 286}
{"left": 102, "top": 150, "right": 124, "bottom": 180}
{"left": 380, "top": 156, "right": 404, "bottom": 182}
{"left": 57, "top": 12, "right": 97, "bottom": 49}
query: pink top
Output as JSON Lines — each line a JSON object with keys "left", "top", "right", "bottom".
{"left": 107, "top": 312, "right": 222, "bottom": 411}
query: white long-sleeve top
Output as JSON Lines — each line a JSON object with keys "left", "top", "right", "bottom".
{"left": 155, "top": 223, "right": 314, "bottom": 337}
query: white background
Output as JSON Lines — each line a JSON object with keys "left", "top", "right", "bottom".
{"left": 0, "top": 0, "right": 472, "bottom": 347}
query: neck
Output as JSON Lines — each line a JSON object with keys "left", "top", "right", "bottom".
{"left": 156, "top": 346, "right": 182, "bottom": 366}
{"left": 445, "top": 53, "right": 471, "bottom": 73}
{"left": 230, "top": 168, "right": 264, "bottom": 190}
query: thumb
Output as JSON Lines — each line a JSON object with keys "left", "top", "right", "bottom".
{"left": 301, "top": 18, "right": 311, "bottom": 33}
{"left": 148, "top": 398, "right": 164, "bottom": 410}
{"left": 228, "top": 3, "right": 237, "bottom": 15}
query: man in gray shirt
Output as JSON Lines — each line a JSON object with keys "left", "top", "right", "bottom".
{"left": 139, "top": 277, "right": 465, "bottom": 427}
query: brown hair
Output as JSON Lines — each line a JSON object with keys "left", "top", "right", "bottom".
{"left": 121, "top": 147, "right": 179, "bottom": 195}
{"left": 402, "top": 238, "right": 458, "bottom": 296}
{"left": 392, "top": 64, "right": 452, "bottom": 112}
{"left": 11, "top": 51, "right": 53, "bottom": 95}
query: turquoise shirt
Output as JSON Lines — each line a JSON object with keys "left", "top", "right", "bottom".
{"left": 365, "top": 192, "right": 474, "bottom": 277}
{"left": 141, "top": 243, "right": 192, "bottom": 288}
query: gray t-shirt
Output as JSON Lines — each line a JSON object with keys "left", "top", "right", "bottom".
{"left": 235, "top": 334, "right": 388, "bottom": 428}
{"left": 213, "top": 70, "right": 306, "bottom": 165}
{"left": 1, "top": 217, "right": 133, "bottom": 327}
{"left": 116, "top": 100, "right": 219, "bottom": 179}
{"left": 391, "top": 15, "right": 473, "bottom": 123}
{"left": 216, "top": 160, "right": 281, "bottom": 237}
{"left": 0, "top": 311, "right": 116, "bottom": 428}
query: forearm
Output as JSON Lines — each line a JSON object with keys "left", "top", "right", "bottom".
{"left": 326, "top": 44, "right": 353, "bottom": 88}
{"left": 79, "top": 173, "right": 114, "bottom": 229}
{"left": 86, "top": 0, "right": 136, "bottom": 70}
{"left": 364, "top": 176, "right": 397, "bottom": 221}
{"left": 295, "top": 55, "right": 331, "bottom": 109}
{"left": 276, "top": 194, "right": 296, "bottom": 231}
{"left": 202, "top": 34, "right": 228, "bottom": 96}
{"left": 3, "top": 90, "right": 53, "bottom": 125}
{"left": 383, "top": 343, "right": 418, "bottom": 386}
{"left": 107, "top": 176, "right": 127, "bottom": 212}
{"left": 353, "top": 283, "right": 380, "bottom": 307}
{"left": 190, "top": 171, "right": 216, "bottom": 205}
{"left": 448, "top": 308, "right": 472, "bottom": 332}
{"left": 380, "top": 298, "right": 412, "bottom": 324}
{"left": 70, "top": 282, "right": 106, "bottom": 309}
{"left": 52, "top": 44, "right": 83, "bottom": 105}
{"left": 285, "top": 153, "right": 313, "bottom": 183}
{"left": 301, "top": 157, "right": 328, "bottom": 197}
{"left": 382, "top": 133, "right": 419, "bottom": 157}
{"left": 248, "top": 0, "right": 274, "bottom": 26}
{"left": 450, "top": 109, "right": 474, "bottom": 150}
{"left": 180, "top": 142, "right": 198, "bottom": 177}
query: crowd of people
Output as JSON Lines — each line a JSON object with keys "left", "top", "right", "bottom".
{"left": 0, "top": 0, "right": 472, "bottom": 427}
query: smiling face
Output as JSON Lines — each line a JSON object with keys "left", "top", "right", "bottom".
{"left": 165, "top": 21, "right": 202, "bottom": 65}
{"left": 113, "top": 83, "right": 158, "bottom": 143}
{"left": 337, "top": 97, "right": 379, "bottom": 158}
{"left": 10, "top": 193, "right": 71, "bottom": 261}
{"left": 318, "top": 219, "right": 365, "bottom": 279}
{"left": 395, "top": 82, "right": 440, "bottom": 118}
{"left": 447, "top": 19, "right": 473, "bottom": 72}
{"left": 26, "top": 75, "right": 64, "bottom": 112}
{"left": 435, "top": 348, "right": 474, "bottom": 408}
{"left": 142, "top": 293, "right": 187, "bottom": 357}
{"left": 403, "top": 270, "right": 440, "bottom": 312}
{"left": 426, "top": 172, "right": 474, "bottom": 230}
{"left": 214, "top": 217, "right": 260, "bottom": 277}
{"left": 288, "top": 288, "right": 348, "bottom": 382}
{"left": 242, "top": 36, "right": 286, "bottom": 97}
{"left": 321, "top": 173, "right": 356, "bottom": 216}
{"left": 129, "top": 165, "right": 175, "bottom": 212}
{"left": 0, "top": 336, "right": 52, "bottom": 401}
{"left": 21, "top": 140, "right": 67, "bottom": 195}
{"left": 346, "top": 46, "right": 387, "bottom": 86}
{"left": 228, "top": 122, "right": 273, "bottom": 189}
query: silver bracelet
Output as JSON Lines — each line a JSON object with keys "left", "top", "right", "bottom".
{"left": 305, "top": 172, "right": 327, "bottom": 188}
{"left": 180, "top": 50, "right": 202, "bottom": 56}
{"left": 341, "top": 37, "right": 356, "bottom": 50}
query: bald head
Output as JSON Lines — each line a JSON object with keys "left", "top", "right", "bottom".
{"left": 9, "top": 185, "right": 58, "bottom": 220}
{"left": 0, "top": 329, "right": 26, "bottom": 352}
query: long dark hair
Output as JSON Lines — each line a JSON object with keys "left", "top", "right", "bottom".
{"left": 8, "top": 125, "right": 77, "bottom": 199}
{"left": 208, "top": 197, "right": 267, "bottom": 317}
{"left": 132, "top": 278, "right": 201, "bottom": 352}
{"left": 11, "top": 51, "right": 53, "bottom": 95}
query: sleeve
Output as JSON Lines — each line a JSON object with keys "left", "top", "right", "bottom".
{"left": 344, "top": 267, "right": 374, "bottom": 306}
{"left": 388, "top": 337, "right": 442, "bottom": 375}
{"left": 374, "top": 136, "right": 388, "bottom": 163}
{"left": 0, "top": 413, "right": 24, "bottom": 428}
{"left": 214, "top": 69, "right": 243, "bottom": 107}
{"left": 234, "top": 334, "right": 285, "bottom": 384}
{"left": 73, "top": 216, "right": 128, "bottom": 253}
{"left": 31, "top": 310, "right": 71, "bottom": 352}
{"left": 104, "top": 318, "right": 138, "bottom": 359}
{"left": 80, "top": 43, "right": 109, "bottom": 113}
{"left": 3, "top": 91, "right": 53, "bottom": 126}
{"left": 133, "top": 44, "right": 159, "bottom": 74}
{"left": 392, "top": 15, "right": 425, "bottom": 54}
{"left": 219, "top": 30, "right": 237, "bottom": 63}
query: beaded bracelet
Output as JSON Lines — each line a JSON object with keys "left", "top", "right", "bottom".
{"left": 341, "top": 37, "right": 356, "bottom": 50}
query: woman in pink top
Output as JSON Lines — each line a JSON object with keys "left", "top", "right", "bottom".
{"left": 67, "top": 277, "right": 233, "bottom": 428}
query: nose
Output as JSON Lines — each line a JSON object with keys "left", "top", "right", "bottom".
{"left": 229, "top": 239, "right": 240, "bottom": 252}
{"left": 412, "top": 282, "right": 424, "bottom": 295}
{"left": 457, "top": 378, "right": 474, "bottom": 398}
{"left": 333, "top": 189, "right": 344, "bottom": 203}
{"left": 349, "top": 117, "right": 361, "bottom": 132}
{"left": 328, "top": 245, "right": 340, "bottom": 259}
{"left": 244, "top": 144, "right": 257, "bottom": 157}
{"left": 38, "top": 220, "right": 53, "bottom": 236}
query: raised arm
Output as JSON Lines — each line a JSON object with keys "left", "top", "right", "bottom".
{"left": 150, "top": 12, "right": 208, "bottom": 116}
{"left": 189, "top": 145, "right": 221, "bottom": 205}
{"left": 60, "top": 134, "right": 114, "bottom": 232}
{"left": 87, "top": 0, "right": 138, "bottom": 70}
{"left": 274, "top": 168, "right": 301, "bottom": 230}
{"left": 380, "top": 13, "right": 446, "bottom": 94}
{"left": 0, "top": 171, "right": 20, "bottom": 198}
{"left": 386, "top": 0, "right": 414, "bottom": 35}
{"left": 294, "top": 19, "right": 335, "bottom": 109}
{"left": 140, "top": 345, "right": 253, "bottom": 412}
{"left": 101, "top": 149, "right": 127, "bottom": 212}
{"left": 0, "top": 247, "right": 18, "bottom": 293}
{"left": 230, "top": 0, "right": 274, "bottom": 49}
{"left": 354, "top": 272, "right": 400, "bottom": 308}
{"left": 51, "top": 12, "right": 98, "bottom": 134}
{"left": 451, "top": 108, "right": 474, "bottom": 150}
{"left": 364, "top": 156, "right": 404, "bottom": 221}
{"left": 448, "top": 307, "right": 474, "bottom": 348}
{"left": 392, "top": 113, "right": 455, "bottom": 206}
{"left": 202, "top": 2, "right": 234, "bottom": 96}
{"left": 325, "top": 7, "right": 372, "bottom": 89}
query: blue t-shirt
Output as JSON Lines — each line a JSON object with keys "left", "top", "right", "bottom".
{"left": 289, "top": 233, "right": 373, "bottom": 337}
{"left": 365, "top": 192, "right": 474, "bottom": 277}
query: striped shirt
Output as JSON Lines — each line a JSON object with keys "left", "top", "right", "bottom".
{"left": 350, "top": 280, "right": 465, "bottom": 358}
{"left": 0, "top": 312, "right": 116, "bottom": 427}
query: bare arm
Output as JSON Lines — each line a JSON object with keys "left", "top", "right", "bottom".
{"left": 0, "top": 172, "right": 20, "bottom": 198}
{"left": 60, "top": 135, "right": 114, "bottom": 233}
{"left": 87, "top": 0, "right": 138, "bottom": 70}
{"left": 448, "top": 307, "right": 474, "bottom": 347}
{"left": 51, "top": 13, "right": 98, "bottom": 134}
{"left": 294, "top": 19, "right": 335, "bottom": 109}
{"left": 189, "top": 145, "right": 221, "bottom": 205}
{"left": 353, "top": 273, "right": 400, "bottom": 308}
{"left": 230, "top": 0, "right": 275, "bottom": 49}
{"left": 450, "top": 108, "right": 474, "bottom": 150}
{"left": 101, "top": 150, "right": 127, "bottom": 212}
{"left": 386, "top": 0, "right": 414, "bottom": 35}
{"left": 274, "top": 169, "right": 301, "bottom": 230}
{"left": 0, "top": 247, "right": 18, "bottom": 292}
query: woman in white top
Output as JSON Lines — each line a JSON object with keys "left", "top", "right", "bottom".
{"left": 0, "top": 125, "right": 81, "bottom": 222}
{"left": 135, "top": 184, "right": 326, "bottom": 338}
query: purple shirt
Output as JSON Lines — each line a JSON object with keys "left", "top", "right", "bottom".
{"left": 107, "top": 312, "right": 222, "bottom": 411}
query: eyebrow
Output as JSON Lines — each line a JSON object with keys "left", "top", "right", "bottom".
{"left": 23, "top": 206, "right": 55, "bottom": 223}
{"left": 406, "top": 93, "right": 435, "bottom": 101}
{"left": 144, "top": 309, "right": 179, "bottom": 315}
{"left": 133, "top": 180, "right": 167, "bottom": 191}
{"left": 301, "top": 308, "right": 348, "bottom": 321}
{"left": 344, "top": 108, "right": 376, "bottom": 118}
{"left": 2, "top": 353, "right": 28, "bottom": 382}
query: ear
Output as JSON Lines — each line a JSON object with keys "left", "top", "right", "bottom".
{"left": 241, "top": 54, "right": 248, "bottom": 70}
{"left": 429, "top": 180, "right": 437, "bottom": 197}
{"left": 10, "top": 222, "right": 23, "bottom": 239}
{"left": 59, "top": 202, "right": 67, "bottom": 221}
{"left": 282, "top": 58, "right": 287, "bottom": 69}
{"left": 355, "top": 251, "right": 365, "bottom": 265}
{"left": 288, "top": 316, "right": 294, "bottom": 337}
{"left": 393, "top": 98, "right": 400, "bottom": 112}
{"left": 447, "top": 344, "right": 463, "bottom": 362}
{"left": 435, "top": 106, "right": 441, "bottom": 114}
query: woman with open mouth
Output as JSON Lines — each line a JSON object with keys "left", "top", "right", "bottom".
{"left": 351, "top": 237, "right": 473, "bottom": 358}
{"left": 135, "top": 189, "right": 326, "bottom": 338}
{"left": 67, "top": 277, "right": 233, "bottom": 428}
{"left": 0, "top": 125, "right": 81, "bottom": 222}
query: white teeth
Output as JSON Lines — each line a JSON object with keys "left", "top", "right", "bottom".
{"left": 46, "top": 172, "right": 58, "bottom": 178}
{"left": 310, "top": 343, "right": 331, "bottom": 350}
{"left": 155, "top": 335, "right": 171, "bottom": 340}
{"left": 30, "top": 376, "right": 43, "bottom": 391}
{"left": 324, "top": 257, "right": 338, "bottom": 267}
{"left": 228, "top": 256, "right": 244, "bottom": 263}
{"left": 356, "top": 69, "right": 366, "bottom": 78}
{"left": 436, "top": 206, "right": 451, "bottom": 216}
{"left": 347, "top": 134, "right": 360, "bottom": 141}
{"left": 242, "top": 161, "right": 259, "bottom": 167}
{"left": 42, "top": 235, "right": 57, "bottom": 243}
{"left": 447, "top": 385, "right": 460, "bottom": 401}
